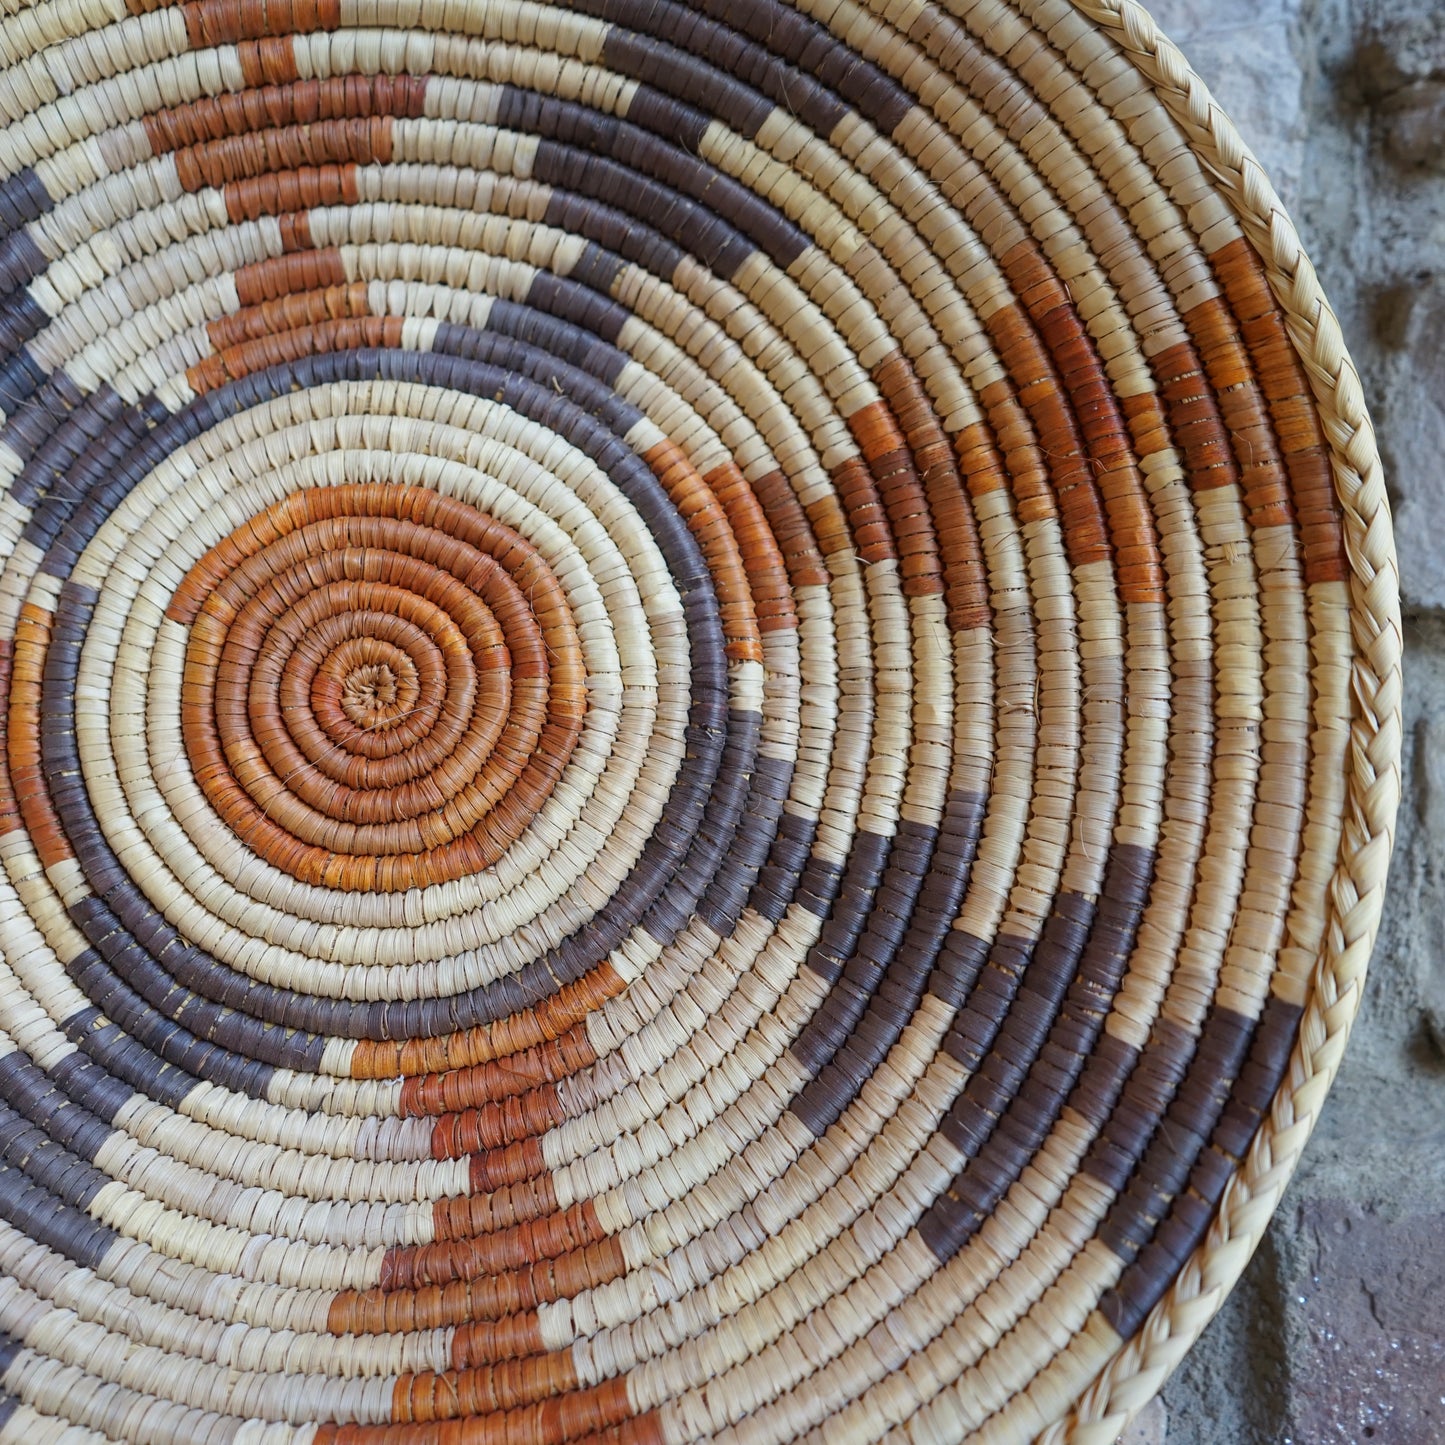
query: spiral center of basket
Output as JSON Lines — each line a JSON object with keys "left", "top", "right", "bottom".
{"left": 327, "top": 641, "right": 422, "bottom": 738}
{"left": 340, "top": 661, "right": 404, "bottom": 722}
{"left": 167, "top": 484, "right": 588, "bottom": 892}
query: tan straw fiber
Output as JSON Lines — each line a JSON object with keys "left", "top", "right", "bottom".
{"left": 0, "top": 0, "right": 1400, "bottom": 1441}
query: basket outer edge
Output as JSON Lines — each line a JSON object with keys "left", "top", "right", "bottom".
{"left": 1039, "top": 3, "right": 1405, "bottom": 1440}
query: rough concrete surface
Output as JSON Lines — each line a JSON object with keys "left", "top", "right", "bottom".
{"left": 1120, "top": 1398, "right": 1170, "bottom": 1445}
{"left": 1124, "top": 2, "right": 1445, "bottom": 1442}
{"left": 1288, "top": 1201, "right": 1445, "bottom": 1443}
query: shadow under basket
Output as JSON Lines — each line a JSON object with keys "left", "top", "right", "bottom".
{"left": 0, "top": 0, "right": 1401, "bottom": 1442}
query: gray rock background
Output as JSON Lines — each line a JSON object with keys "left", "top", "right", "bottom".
{"left": 1131, "top": 1, "right": 1445, "bottom": 1441}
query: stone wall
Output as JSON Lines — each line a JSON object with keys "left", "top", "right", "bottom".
{"left": 1134, "top": 1, "right": 1444, "bottom": 1441}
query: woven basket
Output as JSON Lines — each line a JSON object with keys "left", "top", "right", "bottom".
{"left": 0, "top": 0, "right": 1401, "bottom": 1441}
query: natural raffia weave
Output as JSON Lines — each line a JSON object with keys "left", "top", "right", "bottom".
{"left": 0, "top": 0, "right": 1400, "bottom": 1441}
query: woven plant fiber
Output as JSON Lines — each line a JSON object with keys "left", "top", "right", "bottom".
{"left": 0, "top": 0, "right": 1401, "bottom": 1442}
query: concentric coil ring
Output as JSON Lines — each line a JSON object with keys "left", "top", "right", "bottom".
{"left": 0, "top": 1, "right": 1399, "bottom": 1443}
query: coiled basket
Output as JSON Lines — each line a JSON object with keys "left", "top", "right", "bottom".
{"left": 0, "top": 0, "right": 1401, "bottom": 1441}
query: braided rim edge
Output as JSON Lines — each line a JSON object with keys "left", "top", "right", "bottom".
{"left": 1041, "top": 3, "right": 1405, "bottom": 1440}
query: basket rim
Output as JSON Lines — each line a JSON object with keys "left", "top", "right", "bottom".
{"left": 1048, "top": 2, "right": 1403, "bottom": 1439}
